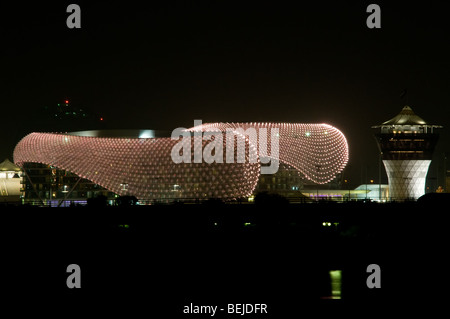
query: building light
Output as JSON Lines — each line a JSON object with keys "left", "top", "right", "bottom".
{"left": 139, "top": 130, "right": 155, "bottom": 139}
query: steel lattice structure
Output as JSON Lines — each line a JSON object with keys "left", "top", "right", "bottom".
{"left": 189, "top": 123, "right": 348, "bottom": 184}
{"left": 13, "top": 123, "right": 348, "bottom": 200}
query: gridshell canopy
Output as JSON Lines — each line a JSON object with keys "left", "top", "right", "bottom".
{"left": 13, "top": 123, "right": 349, "bottom": 200}
{"left": 13, "top": 132, "right": 259, "bottom": 200}
{"left": 189, "top": 123, "right": 349, "bottom": 184}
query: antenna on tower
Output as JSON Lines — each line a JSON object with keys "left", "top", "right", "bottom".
{"left": 400, "top": 89, "right": 408, "bottom": 105}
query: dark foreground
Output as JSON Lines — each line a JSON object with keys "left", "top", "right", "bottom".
{"left": 1, "top": 201, "right": 447, "bottom": 316}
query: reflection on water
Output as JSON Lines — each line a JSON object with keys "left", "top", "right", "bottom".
{"left": 329, "top": 270, "right": 342, "bottom": 299}
{"left": 320, "top": 270, "right": 342, "bottom": 299}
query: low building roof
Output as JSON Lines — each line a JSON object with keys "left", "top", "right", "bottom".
{"left": 0, "top": 159, "right": 21, "bottom": 172}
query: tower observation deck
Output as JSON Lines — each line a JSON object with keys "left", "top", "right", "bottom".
{"left": 372, "top": 106, "right": 442, "bottom": 200}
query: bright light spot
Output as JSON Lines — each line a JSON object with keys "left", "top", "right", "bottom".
{"left": 244, "top": 222, "right": 251, "bottom": 226}
{"left": 65, "top": 100, "right": 69, "bottom": 104}
{"left": 305, "top": 132, "right": 311, "bottom": 137}
{"left": 139, "top": 130, "right": 155, "bottom": 139}
{"left": 329, "top": 270, "right": 342, "bottom": 299}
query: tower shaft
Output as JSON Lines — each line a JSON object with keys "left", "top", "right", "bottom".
{"left": 372, "top": 106, "right": 442, "bottom": 201}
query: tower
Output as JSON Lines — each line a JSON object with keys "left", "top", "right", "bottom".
{"left": 372, "top": 106, "right": 442, "bottom": 200}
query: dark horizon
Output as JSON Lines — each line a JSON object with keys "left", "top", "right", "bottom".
{"left": 2, "top": 1, "right": 449, "bottom": 188}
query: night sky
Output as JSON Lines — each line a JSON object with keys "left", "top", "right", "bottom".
{"left": 2, "top": 1, "right": 449, "bottom": 187}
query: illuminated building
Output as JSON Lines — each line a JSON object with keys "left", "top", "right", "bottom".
{"left": 13, "top": 123, "right": 349, "bottom": 203}
{"left": 372, "top": 106, "right": 442, "bottom": 200}
{"left": 300, "top": 184, "right": 389, "bottom": 202}
{"left": 0, "top": 159, "right": 22, "bottom": 202}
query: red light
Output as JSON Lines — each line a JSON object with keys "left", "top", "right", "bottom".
{"left": 65, "top": 100, "right": 69, "bottom": 104}
{"left": 100, "top": 117, "right": 103, "bottom": 121}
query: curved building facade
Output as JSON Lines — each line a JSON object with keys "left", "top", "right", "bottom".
{"left": 14, "top": 123, "right": 349, "bottom": 202}
{"left": 189, "top": 123, "right": 349, "bottom": 184}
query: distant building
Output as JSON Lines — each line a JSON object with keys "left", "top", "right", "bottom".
{"left": 353, "top": 184, "right": 389, "bottom": 201}
{"left": 301, "top": 184, "right": 389, "bottom": 202}
{"left": 372, "top": 106, "right": 442, "bottom": 200}
{"left": 0, "top": 159, "right": 22, "bottom": 202}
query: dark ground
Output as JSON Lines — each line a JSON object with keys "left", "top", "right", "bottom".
{"left": 1, "top": 201, "right": 447, "bottom": 317}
